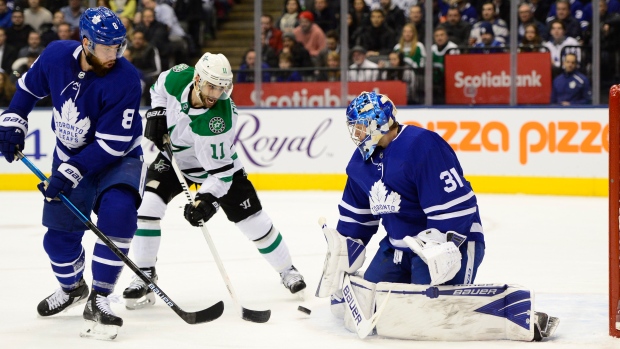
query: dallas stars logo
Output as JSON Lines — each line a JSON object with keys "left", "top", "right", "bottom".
{"left": 209, "top": 117, "right": 226, "bottom": 134}
{"left": 153, "top": 159, "right": 170, "bottom": 173}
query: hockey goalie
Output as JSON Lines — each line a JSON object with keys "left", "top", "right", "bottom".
{"left": 315, "top": 91, "right": 559, "bottom": 342}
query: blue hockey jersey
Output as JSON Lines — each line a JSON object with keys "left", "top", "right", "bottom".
{"left": 6, "top": 40, "right": 143, "bottom": 173}
{"left": 337, "top": 125, "right": 484, "bottom": 249}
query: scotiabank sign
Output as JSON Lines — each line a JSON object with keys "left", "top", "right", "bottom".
{"left": 231, "top": 81, "right": 407, "bottom": 106}
{"left": 445, "top": 52, "right": 552, "bottom": 104}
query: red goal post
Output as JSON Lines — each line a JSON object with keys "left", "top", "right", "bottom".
{"left": 609, "top": 85, "right": 620, "bottom": 337}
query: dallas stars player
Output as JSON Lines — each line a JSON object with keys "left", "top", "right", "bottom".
{"left": 123, "top": 53, "right": 306, "bottom": 309}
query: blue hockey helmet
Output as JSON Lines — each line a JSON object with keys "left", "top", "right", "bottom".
{"left": 346, "top": 91, "right": 397, "bottom": 160}
{"left": 79, "top": 7, "right": 127, "bottom": 58}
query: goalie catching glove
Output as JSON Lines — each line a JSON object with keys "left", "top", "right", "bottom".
{"left": 144, "top": 107, "right": 167, "bottom": 150}
{"left": 404, "top": 228, "right": 466, "bottom": 286}
{"left": 184, "top": 192, "right": 220, "bottom": 226}
{"left": 316, "top": 217, "right": 366, "bottom": 298}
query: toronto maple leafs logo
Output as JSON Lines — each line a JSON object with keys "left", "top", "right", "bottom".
{"left": 53, "top": 99, "right": 91, "bottom": 149}
{"left": 369, "top": 180, "right": 401, "bottom": 215}
{"left": 92, "top": 15, "right": 101, "bottom": 24}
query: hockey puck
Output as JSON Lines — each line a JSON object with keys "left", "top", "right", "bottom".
{"left": 297, "top": 306, "right": 311, "bottom": 315}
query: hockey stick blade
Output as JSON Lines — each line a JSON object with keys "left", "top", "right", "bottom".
{"left": 162, "top": 137, "right": 271, "bottom": 323}
{"left": 242, "top": 307, "right": 271, "bottom": 323}
{"left": 18, "top": 152, "right": 224, "bottom": 325}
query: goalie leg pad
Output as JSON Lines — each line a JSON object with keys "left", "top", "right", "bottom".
{"left": 343, "top": 275, "right": 376, "bottom": 335}
{"left": 316, "top": 220, "right": 366, "bottom": 298}
{"left": 374, "top": 283, "right": 537, "bottom": 341}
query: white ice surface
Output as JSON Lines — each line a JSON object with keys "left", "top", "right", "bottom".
{"left": 0, "top": 191, "right": 617, "bottom": 348}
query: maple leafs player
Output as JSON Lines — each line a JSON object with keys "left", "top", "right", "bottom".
{"left": 0, "top": 7, "right": 144, "bottom": 340}
{"left": 122, "top": 52, "right": 306, "bottom": 309}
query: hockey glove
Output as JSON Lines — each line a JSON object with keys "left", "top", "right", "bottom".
{"left": 144, "top": 107, "right": 167, "bottom": 150}
{"left": 0, "top": 113, "right": 28, "bottom": 163}
{"left": 184, "top": 192, "right": 220, "bottom": 226}
{"left": 404, "top": 228, "right": 466, "bottom": 286}
{"left": 37, "top": 162, "right": 86, "bottom": 201}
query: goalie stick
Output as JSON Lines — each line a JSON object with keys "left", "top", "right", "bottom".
{"left": 162, "top": 135, "right": 271, "bottom": 323}
{"left": 18, "top": 151, "right": 224, "bottom": 325}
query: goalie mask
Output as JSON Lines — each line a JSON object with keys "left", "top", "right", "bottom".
{"left": 346, "top": 91, "right": 397, "bottom": 160}
{"left": 194, "top": 52, "right": 234, "bottom": 106}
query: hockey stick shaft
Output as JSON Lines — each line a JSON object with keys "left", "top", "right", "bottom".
{"left": 18, "top": 152, "right": 223, "bottom": 325}
{"left": 162, "top": 135, "right": 270, "bottom": 323}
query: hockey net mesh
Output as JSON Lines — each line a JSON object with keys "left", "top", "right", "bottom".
{"left": 609, "top": 84, "right": 620, "bottom": 337}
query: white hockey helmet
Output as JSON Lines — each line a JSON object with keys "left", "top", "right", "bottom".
{"left": 194, "top": 52, "right": 234, "bottom": 100}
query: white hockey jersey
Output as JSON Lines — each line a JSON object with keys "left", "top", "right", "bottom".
{"left": 150, "top": 64, "right": 243, "bottom": 198}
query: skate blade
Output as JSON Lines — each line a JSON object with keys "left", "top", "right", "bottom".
{"left": 295, "top": 288, "right": 306, "bottom": 301}
{"left": 544, "top": 316, "right": 560, "bottom": 338}
{"left": 125, "top": 293, "right": 156, "bottom": 310}
{"left": 79, "top": 320, "right": 119, "bottom": 341}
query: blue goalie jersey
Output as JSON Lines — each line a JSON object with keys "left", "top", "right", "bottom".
{"left": 8, "top": 40, "right": 143, "bottom": 172}
{"left": 337, "top": 124, "right": 484, "bottom": 249}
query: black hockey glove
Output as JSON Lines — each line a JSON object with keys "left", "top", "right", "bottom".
{"left": 184, "top": 193, "right": 220, "bottom": 227}
{"left": 144, "top": 107, "right": 167, "bottom": 150}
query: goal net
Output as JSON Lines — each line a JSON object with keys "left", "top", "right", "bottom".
{"left": 609, "top": 85, "right": 620, "bottom": 337}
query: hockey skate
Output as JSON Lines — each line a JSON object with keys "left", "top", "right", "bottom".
{"left": 280, "top": 265, "right": 306, "bottom": 298}
{"left": 80, "top": 290, "right": 123, "bottom": 340}
{"left": 37, "top": 278, "right": 89, "bottom": 317}
{"left": 123, "top": 267, "right": 157, "bottom": 310}
{"left": 533, "top": 312, "right": 560, "bottom": 341}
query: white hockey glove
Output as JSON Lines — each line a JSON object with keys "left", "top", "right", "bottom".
{"left": 403, "top": 228, "right": 466, "bottom": 286}
{"left": 316, "top": 217, "right": 366, "bottom": 298}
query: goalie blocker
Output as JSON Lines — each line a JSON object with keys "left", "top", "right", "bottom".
{"left": 333, "top": 275, "right": 559, "bottom": 341}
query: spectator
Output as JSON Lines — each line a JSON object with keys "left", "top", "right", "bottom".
{"left": 348, "top": 45, "right": 379, "bottom": 81}
{"left": 281, "top": 32, "right": 313, "bottom": 73}
{"left": 60, "top": 0, "right": 85, "bottom": 31}
{"left": 312, "top": 0, "right": 336, "bottom": 33}
{"left": 17, "top": 30, "right": 42, "bottom": 58}
{"left": 273, "top": 52, "right": 302, "bottom": 82}
{"left": 531, "top": 0, "right": 552, "bottom": 24}
{"left": 550, "top": 53, "right": 591, "bottom": 105}
{"left": 6, "top": 8, "right": 33, "bottom": 50}
{"left": 128, "top": 30, "right": 161, "bottom": 105}
{"left": 316, "top": 29, "right": 339, "bottom": 69}
{"left": 580, "top": 0, "right": 620, "bottom": 44}
{"left": 380, "top": 0, "right": 406, "bottom": 33}
{"left": 120, "top": 14, "right": 134, "bottom": 40}
{"left": 348, "top": 11, "right": 364, "bottom": 48}
{"left": 489, "top": 0, "right": 511, "bottom": 25}
{"left": 519, "top": 22, "right": 545, "bottom": 52}
{"left": 469, "top": 1, "right": 509, "bottom": 45}
{"left": 394, "top": 23, "right": 426, "bottom": 68}
{"left": 0, "top": 28, "right": 17, "bottom": 74}
{"left": 351, "top": 0, "right": 371, "bottom": 30}
{"left": 546, "top": 0, "right": 583, "bottom": 42}
{"left": 360, "top": 8, "right": 396, "bottom": 56}
{"left": 445, "top": 0, "right": 477, "bottom": 25}
{"left": 40, "top": 11, "right": 65, "bottom": 46}
{"left": 0, "top": 70, "right": 15, "bottom": 106}
{"left": 431, "top": 26, "right": 458, "bottom": 104}
{"left": 380, "top": 51, "right": 415, "bottom": 104}
{"left": 471, "top": 21, "right": 504, "bottom": 53}
{"left": 293, "top": 10, "right": 326, "bottom": 63}
{"left": 237, "top": 48, "right": 272, "bottom": 83}
{"left": 135, "top": 8, "right": 170, "bottom": 69}
{"left": 317, "top": 50, "right": 340, "bottom": 81}
{"left": 0, "top": 0, "right": 11, "bottom": 29}
{"left": 23, "top": 0, "right": 52, "bottom": 32}
{"left": 277, "top": 0, "right": 301, "bottom": 34}
{"left": 518, "top": 2, "right": 547, "bottom": 41}
{"left": 546, "top": 0, "right": 584, "bottom": 23}
{"left": 260, "top": 31, "right": 279, "bottom": 67}
{"left": 543, "top": 19, "right": 580, "bottom": 77}
{"left": 407, "top": 4, "right": 425, "bottom": 44}
{"left": 443, "top": 6, "right": 471, "bottom": 46}
{"left": 10, "top": 51, "right": 38, "bottom": 84}
{"left": 142, "top": 0, "right": 190, "bottom": 66}
{"left": 599, "top": 0, "right": 620, "bottom": 80}
{"left": 262, "top": 14, "right": 283, "bottom": 53}
{"left": 109, "top": 0, "right": 137, "bottom": 20}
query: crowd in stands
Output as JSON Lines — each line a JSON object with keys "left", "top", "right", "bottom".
{"left": 237, "top": 0, "right": 620, "bottom": 105}
{"left": 0, "top": 0, "right": 237, "bottom": 106}
{"left": 0, "top": 0, "right": 615, "bottom": 106}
